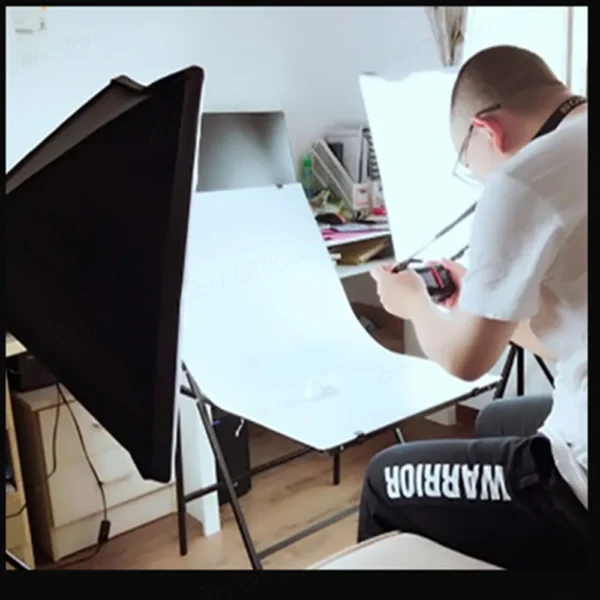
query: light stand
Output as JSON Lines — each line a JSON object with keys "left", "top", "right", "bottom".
{"left": 493, "top": 344, "right": 554, "bottom": 400}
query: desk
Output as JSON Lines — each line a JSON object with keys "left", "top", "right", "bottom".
{"left": 5, "top": 335, "right": 176, "bottom": 562}
{"left": 5, "top": 336, "right": 35, "bottom": 568}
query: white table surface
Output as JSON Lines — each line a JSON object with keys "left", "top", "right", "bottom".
{"left": 181, "top": 184, "right": 498, "bottom": 450}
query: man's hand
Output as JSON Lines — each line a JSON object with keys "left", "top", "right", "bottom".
{"left": 370, "top": 263, "right": 430, "bottom": 320}
{"left": 371, "top": 260, "right": 516, "bottom": 380}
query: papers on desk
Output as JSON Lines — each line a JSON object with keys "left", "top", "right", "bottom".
{"left": 335, "top": 237, "right": 390, "bottom": 266}
{"left": 321, "top": 225, "right": 390, "bottom": 246}
{"left": 324, "top": 229, "right": 392, "bottom": 266}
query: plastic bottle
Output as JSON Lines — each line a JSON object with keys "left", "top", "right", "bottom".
{"left": 301, "top": 154, "right": 314, "bottom": 200}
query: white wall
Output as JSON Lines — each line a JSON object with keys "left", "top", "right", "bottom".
{"left": 464, "top": 7, "right": 571, "bottom": 81}
{"left": 6, "top": 6, "right": 440, "bottom": 172}
{"left": 571, "top": 7, "right": 588, "bottom": 95}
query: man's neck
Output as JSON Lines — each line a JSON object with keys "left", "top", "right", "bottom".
{"left": 513, "top": 90, "right": 586, "bottom": 151}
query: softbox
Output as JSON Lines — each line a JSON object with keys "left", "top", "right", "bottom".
{"left": 5, "top": 66, "right": 204, "bottom": 483}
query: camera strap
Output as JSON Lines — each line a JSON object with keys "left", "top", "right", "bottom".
{"left": 533, "top": 95, "right": 587, "bottom": 139}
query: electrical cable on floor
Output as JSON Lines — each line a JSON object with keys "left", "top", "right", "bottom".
{"left": 5, "top": 373, "right": 111, "bottom": 568}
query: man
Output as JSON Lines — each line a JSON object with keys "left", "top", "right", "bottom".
{"left": 362, "top": 45, "right": 587, "bottom": 569}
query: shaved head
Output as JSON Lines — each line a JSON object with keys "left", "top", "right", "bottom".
{"left": 451, "top": 45, "right": 565, "bottom": 122}
{"left": 447, "top": 45, "right": 579, "bottom": 183}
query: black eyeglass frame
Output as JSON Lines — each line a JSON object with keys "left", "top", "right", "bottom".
{"left": 452, "top": 103, "right": 502, "bottom": 185}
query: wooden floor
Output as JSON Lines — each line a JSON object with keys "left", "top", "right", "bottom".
{"left": 46, "top": 417, "right": 472, "bottom": 570}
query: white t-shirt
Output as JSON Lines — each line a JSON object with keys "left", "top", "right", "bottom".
{"left": 459, "top": 111, "right": 588, "bottom": 510}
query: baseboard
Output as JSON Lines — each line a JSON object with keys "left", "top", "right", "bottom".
{"left": 456, "top": 404, "right": 479, "bottom": 430}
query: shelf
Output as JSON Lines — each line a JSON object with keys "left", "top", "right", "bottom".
{"left": 325, "top": 230, "right": 390, "bottom": 248}
{"left": 336, "top": 257, "right": 390, "bottom": 280}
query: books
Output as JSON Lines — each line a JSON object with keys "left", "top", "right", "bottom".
{"left": 334, "top": 237, "right": 390, "bottom": 266}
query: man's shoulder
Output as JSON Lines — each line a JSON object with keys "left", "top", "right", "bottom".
{"left": 500, "top": 115, "right": 587, "bottom": 207}
{"left": 484, "top": 122, "right": 587, "bottom": 227}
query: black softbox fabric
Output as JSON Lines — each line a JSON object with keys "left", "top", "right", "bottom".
{"left": 6, "top": 66, "right": 204, "bottom": 482}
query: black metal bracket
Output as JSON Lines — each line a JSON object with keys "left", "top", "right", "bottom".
{"left": 181, "top": 364, "right": 263, "bottom": 570}
{"left": 175, "top": 365, "right": 377, "bottom": 568}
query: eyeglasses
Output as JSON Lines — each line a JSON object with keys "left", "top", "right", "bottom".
{"left": 452, "top": 103, "right": 501, "bottom": 186}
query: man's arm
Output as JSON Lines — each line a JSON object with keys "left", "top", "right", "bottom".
{"left": 441, "top": 262, "right": 555, "bottom": 362}
{"left": 439, "top": 175, "right": 563, "bottom": 377}
{"left": 408, "top": 302, "right": 554, "bottom": 381}
{"left": 410, "top": 299, "right": 517, "bottom": 381}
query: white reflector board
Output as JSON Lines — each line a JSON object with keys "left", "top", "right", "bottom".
{"left": 360, "top": 70, "right": 481, "bottom": 262}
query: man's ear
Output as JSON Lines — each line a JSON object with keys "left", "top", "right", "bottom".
{"left": 472, "top": 115, "right": 505, "bottom": 152}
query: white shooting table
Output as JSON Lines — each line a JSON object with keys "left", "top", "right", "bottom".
{"left": 175, "top": 184, "right": 500, "bottom": 566}
{"left": 181, "top": 184, "right": 498, "bottom": 453}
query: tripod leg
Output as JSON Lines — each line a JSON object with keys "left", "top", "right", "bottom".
{"left": 516, "top": 346, "right": 525, "bottom": 396}
{"left": 534, "top": 355, "right": 555, "bottom": 388}
{"left": 183, "top": 367, "right": 263, "bottom": 570}
{"left": 493, "top": 344, "right": 518, "bottom": 400}
{"left": 174, "top": 420, "right": 188, "bottom": 556}
{"left": 332, "top": 451, "right": 341, "bottom": 486}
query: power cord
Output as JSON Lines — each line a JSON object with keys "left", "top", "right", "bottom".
{"left": 55, "top": 383, "right": 110, "bottom": 569}
{"left": 5, "top": 376, "right": 111, "bottom": 568}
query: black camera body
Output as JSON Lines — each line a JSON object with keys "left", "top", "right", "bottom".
{"left": 391, "top": 262, "right": 456, "bottom": 304}
{"left": 413, "top": 265, "right": 456, "bottom": 304}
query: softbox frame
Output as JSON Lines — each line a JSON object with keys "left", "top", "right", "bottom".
{"left": 5, "top": 66, "right": 204, "bottom": 483}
